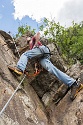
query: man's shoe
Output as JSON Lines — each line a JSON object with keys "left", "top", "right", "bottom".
{"left": 14, "top": 67, "right": 23, "bottom": 75}
{"left": 8, "top": 66, "right": 23, "bottom": 76}
{"left": 70, "top": 81, "right": 83, "bottom": 100}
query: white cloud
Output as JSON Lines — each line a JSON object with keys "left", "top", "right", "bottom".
{"left": 12, "top": 0, "right": 69, "bottom": 21}
{"left": 12, "top": 0, "right": 83, "bottom": 27}
{"left": 58, "top": 0, "right": 83, "bottom": 27}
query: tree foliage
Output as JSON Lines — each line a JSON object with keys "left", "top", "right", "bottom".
{"left": 39, "top": 18, "right": 83, "bottom": 64}
{"left": 14, "top": 19, "right": 83, "bottom": 64}
{"left": 15, "top": 24, "right": 36, "bottom": 38}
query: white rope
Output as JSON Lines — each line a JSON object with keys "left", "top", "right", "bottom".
{"left": 0, "top": 74, "right": 26, "bottom": 117}
{"left": 13, "top": 40, "right": 20, "bottom": 58}
{"left": 0, "top": 39, "right": 26, "bottom": 117}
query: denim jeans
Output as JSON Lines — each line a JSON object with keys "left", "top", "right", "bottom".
{"left": 17, "top": 45, "right": 75, "bottom": 87}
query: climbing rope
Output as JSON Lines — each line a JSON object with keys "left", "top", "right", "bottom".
{"left": 0, "top": 38, "right": 42, "bottom": 116}
{"left": 13, "top": 39, "right": 21, "bottom": 58}
{"left": 0, "top": 74, "right": 26, "bottom": 117}
{"left": 0, "top": 39, "right": 26, "bottom": 117}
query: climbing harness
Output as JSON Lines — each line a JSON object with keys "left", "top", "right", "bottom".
{"left": 34, "top": 45, "right": 51, "bottom": 57}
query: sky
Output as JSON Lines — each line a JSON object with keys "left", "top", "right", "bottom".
{"left": 0, "top": 0, "right": 83, "bottom": 36}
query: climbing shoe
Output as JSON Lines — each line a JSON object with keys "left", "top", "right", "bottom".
{"left": 8, "top": 66, "right": 23, "bottom": 76}
{"left": 70, "top": 81, "right": 83, "bottom": 101}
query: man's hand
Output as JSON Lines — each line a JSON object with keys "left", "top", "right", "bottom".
{"left": 34, "top": 32, "right": 40, "bottom": 43}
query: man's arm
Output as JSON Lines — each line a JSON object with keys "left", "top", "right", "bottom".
{"left": 34, "top": 32, "right": 40, "bottom": 45}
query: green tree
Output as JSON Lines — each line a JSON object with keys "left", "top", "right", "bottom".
{"left": 39, "top": 18, "right": 83, "bottom": 64}
{"left": 15, "top": 24, "right": 36, "bottom": 38}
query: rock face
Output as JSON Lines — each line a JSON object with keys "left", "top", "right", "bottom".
{"left": 0, "top": 30, "right": 83, "bottom": 125}
{"left": 0, "top": 33, "right": 48, "bottom": 125}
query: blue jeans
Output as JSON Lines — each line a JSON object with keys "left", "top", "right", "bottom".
{"left": 17, "top": 45, "right": 75, "bottom": 87}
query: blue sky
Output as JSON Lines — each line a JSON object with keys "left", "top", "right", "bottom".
{"left": 0, "top": 0, "right": 38, "bottom": 36}
{"left": 0, "top": 0, "right": 83, "bottom": 37}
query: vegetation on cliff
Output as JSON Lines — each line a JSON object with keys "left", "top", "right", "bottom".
{"left": 15, "top": 18, "right": 83, "bottom": 65}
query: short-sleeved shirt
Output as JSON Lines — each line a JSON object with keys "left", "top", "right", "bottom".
{"left": 29, "top": 37, "right": 42, "bottom": 50}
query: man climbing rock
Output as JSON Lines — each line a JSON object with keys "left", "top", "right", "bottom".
{"left": 8, "top": 32, "right": 83, "bottom": 100}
